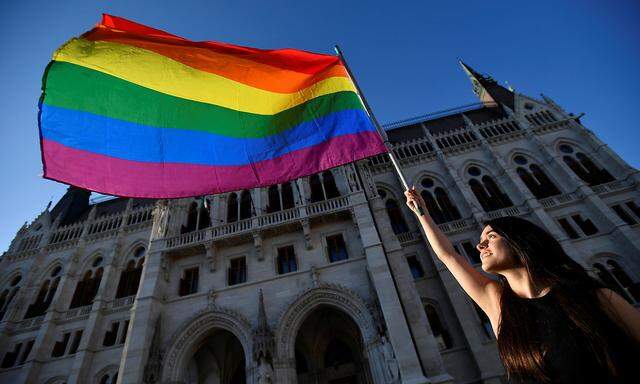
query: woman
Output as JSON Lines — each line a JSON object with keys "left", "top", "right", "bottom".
{"left": 404, "top": 188, "right": 640, "bottom": 383}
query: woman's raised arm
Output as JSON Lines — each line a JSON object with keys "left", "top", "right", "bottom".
{"left": 405, "top": 188, "right": 500, "bottom": 317}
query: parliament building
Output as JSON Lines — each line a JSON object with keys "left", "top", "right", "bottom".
{"left": 1, "top": 62, "right": 639, "bottom": 384}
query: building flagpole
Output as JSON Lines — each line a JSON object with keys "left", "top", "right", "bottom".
{"left": 334, "top": 45, "right": 424, "bottom": 215}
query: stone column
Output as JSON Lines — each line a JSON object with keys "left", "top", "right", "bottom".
{"left": 116, "top": 246, "right": 165, "bottom": 384}
{"left": 351, "top": 190, "right": 443, "bottom": 384}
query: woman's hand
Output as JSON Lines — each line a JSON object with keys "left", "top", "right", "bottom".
{"left": 404, "top": 187, "right": 427, "bottom": 216}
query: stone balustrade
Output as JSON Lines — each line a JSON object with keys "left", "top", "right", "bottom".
{"left": 161, "top": 195, "right": 352, "bottom": 252}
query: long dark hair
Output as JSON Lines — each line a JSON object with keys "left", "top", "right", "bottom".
{"left": 484, "top": 216, "right": 617, "bottom": 382}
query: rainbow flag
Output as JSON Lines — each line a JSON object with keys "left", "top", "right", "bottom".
{"left": 39, "top": 14, "right": 386, "bottom": 198}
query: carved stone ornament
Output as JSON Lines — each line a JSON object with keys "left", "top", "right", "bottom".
{"left": 274, "top": 283, "right": 377, "bottom": 361}
{"left": 162, "top": 306, "right": 253, "bottom": 382}
{"left": 143, "top": 317, "right": 163, "bottom": 384}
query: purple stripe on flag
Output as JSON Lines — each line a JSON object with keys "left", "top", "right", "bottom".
{"left": 42, "top": 132, "right": 386, "bottom": 198}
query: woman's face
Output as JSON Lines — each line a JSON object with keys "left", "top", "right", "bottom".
{"left": 476, "top": 225, "right": 518, "bottom": 273}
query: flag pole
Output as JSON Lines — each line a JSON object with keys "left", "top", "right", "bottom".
{"left": 334, "top": 45, "right": 424, "bottom": 215}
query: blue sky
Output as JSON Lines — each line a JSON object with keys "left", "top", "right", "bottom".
{"left": 1, "top": 0, "right": 639, "bottom": 252}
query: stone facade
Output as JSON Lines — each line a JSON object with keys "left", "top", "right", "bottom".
{"left": 1, "top": 63, "right": 639, "bottom": 384}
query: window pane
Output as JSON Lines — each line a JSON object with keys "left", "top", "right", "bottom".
{"left": 462, "top": 241, "right": 481, "bottom": 264}
{"left": 611, "top": 205, "right": 637, "bottom": 225}
{"left": 558, "top": 218, "right": 580, "bottom": 239}
{"left": 277, "top": 245, "right": 297, "bottom": 274}
{"left": 327, "top": 234, "right": 348, "bottom": 262}
{"left": 571, "top": 214, "right": 598, "bottom": 236}
{"left": 407, "top": 256, "right": 424, "bottom": 279}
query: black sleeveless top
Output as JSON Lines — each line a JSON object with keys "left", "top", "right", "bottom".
{"left": 507, "top": 291, "right": 639, "bottom": 384}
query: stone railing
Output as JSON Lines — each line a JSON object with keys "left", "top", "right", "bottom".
{"left": 17, "top": 315, "right": 46, "bottom": 330}
{"left": 307, "top": 195, "right": 350, "bottom": 216}
{"left": 5, "top": 204, "right": 155, "bottom": 262}
{"left": 16, "top": 234, "right": 43, "bottom": 252}
{"left": 88, "top": 212, "right": 123, "bottom": 236}
{"left": 538, "top": 192, "right": 580, "bottom": 209}
{"left": 396, "top": 231, "right": 421, "bottom": 244}
{"left": 438, "top": 218, "right": 477, "bottom": 234}
{"left": 162, "top": 195, "right": 353, "bottom": 251}
{"left": 485, "top": 205, "right": 525, "bottom": 220}
{"left": 48, "top": 222, "right": 84, "bottom": 245}
{"left": 590, "top": 179, "right": 633, "bottom": 195}
{"left": 64, "top": 304, "right": 92, "bottom": 319}
{"left": 476, "top": 117, "right": 521, "bottom": 139}
{"left": 112, "top": 295, "right": 136, "bottom": 309}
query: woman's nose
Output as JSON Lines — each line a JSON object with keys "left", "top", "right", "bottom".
{"left": 476, "top": 240, "right": 487, "bottom": 251}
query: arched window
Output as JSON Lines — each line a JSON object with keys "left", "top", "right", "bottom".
{"left": 281, "top": 182, "right": 295, "bottom": 210}
{"left": 385, "top": 199, "right": 409, "bottom": 234}
{"left": 322, "top": 171, "right": 340, "bottom": 199}
{"left": 469, "top": 179, "right": 492, "bottom": 212}
{"left": 482, "top": 176, "right": 513, "bottom": 209}
{"left": 418, "top": 177, "right": 461, "bottom": 224}
{"left": 266, "top": 182, "right": 295, "bottom": 213}
{"left": 70, "top": 259, "right": 104, "bottom": 309}
{"left": 115, "top": 247, "right": 145, "bottom": 299}
{"left": 309, "top": 172, "right": 341, "bottom": 203}
{"left": 0, "top": 275, "right": 22, "bottom": 321}
{"left": 559, "top": 144, "right": 615, "bottom": 186}
{"left": 24, "top": 267, "right": 61, "bottom": 319}
{"left": 466, "top": 166, "right": 512, "bottom": 212}
{"left": 309, "top": 174, "right": 324, "bottom": 203}
{"left": 529, "top": 164, "right": 561, "bottom": 197}
{"left": 593, "top": 260, "right": 639, "bottom": 304}
{"left": 267, "top": 185, "right": 281, "bottom": 213}
{"left": 435, "top": 187, "right": 461, "bottom": 222}
{"left": 227, "top": 193, "right": 238, "bottom": 223}
{"left": 239, "top": 190, "right": 253, "bottom": 220}
{"left": 182, "top": 202, "right": 198, "bottom": 233}
{"left": 424, "top": 304, "right": 453, "bottom": 350}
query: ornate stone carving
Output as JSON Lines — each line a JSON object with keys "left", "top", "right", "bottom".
{"left": 274, "top": 283, "right": 377, "bottom": 361}
{"left": 143, "top": 317, "right": 163, "bottom": 384}
{"left": 379, "top": 334, "right": 400, "bottom": 383}
{"left": 205, "top": 241, "right": 216, "bottom": 272}
{"left": 162, "top": 307, "right": 253, "bottom": 382}
{"left": 151, "top": 200, "right": 169, "bottom": 239}
{"left": 253, "top": 289, "right": 275, "bottom": 382}
{"left": 253, "top": 232, "right": 263, "bottom": 261}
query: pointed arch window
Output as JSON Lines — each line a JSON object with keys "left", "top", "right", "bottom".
{"left": 385, "top": 199, "right": 409, "bottom": 234}
{"left": 593, "top": 260, "right": 639, "bottom": 304}
{"left": 267, "top": 182, "right": 296, "bottom": 213}
{"left": 116, "top": 247, "right": 145, "bottom": 299}
{"left": 227, "top": 193, "right": 238, "bottom": 223}
{"left": 418, "top": 177, "right": 461, "bottom": 224}
{"left": 466, "top": 166, "right": 513, "bottom": 212}
{"left": 24, "top": 268, "right": 61, "bottom": 319}
{"left": 559, "top": 144, "right": 615, "bottom": 186}
{"left": 424, "top": 304, "right": 453, "bottom": 350}
{"left": 0, "top": 275, "right": 22, "bottom": 321}
{"left": 513, "top": 156, "right": 560, "bottom": 199}
{"left": 239, "top": 190, "right": 253, "bottom": 220}
{"left": 309, "top": 171, "right": 341, "bottom": 203}
{"left": 70, "top": 259, "right": 103, "bottom": 309}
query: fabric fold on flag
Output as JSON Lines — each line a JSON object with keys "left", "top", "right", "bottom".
{"left": 39, "top": 14, "right": 387, "bottom": 198}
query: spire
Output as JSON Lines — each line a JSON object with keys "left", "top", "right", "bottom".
{"left": 459, "top": 60, "right": 514, "bottom": 109}
{"left": 253, "top": 289, "right": 274, "bottom": 362}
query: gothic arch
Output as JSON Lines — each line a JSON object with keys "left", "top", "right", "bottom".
{"left": 505, "top": 148, "right": 545, "bottom": 166}
{"left": 33, "top": 259, "right": 64, "bottom": 283}
{"left": 410, "top": 171, "right": 449, "bottom": 191}
{"left": 374, "top": 182, "right": 401, "bottom": 201}
{"left": 119, "top": 239, "right": 148, "bottom": 266}
{"left": 0, "top": 268, "right": 24, "bottom": 288}
{"left": 77, "top": 249, "right": 106, "bottom": 273}
{"left": 274, "top": 284, "right": 378, "bottom": 361}
{"left": 459, "top": 160, "right": 496, "bottom": 181}
{"left": 93, "top": 364, "right": 119, "bottom": 383}
{"left": 553, "top": 137, "right": 591, "bottom": 154}
{"left": 41, "top": 376, "right": 67, "bottom": 384}
{"left": 162, "top": 307, "right": 254, "bottom": 382}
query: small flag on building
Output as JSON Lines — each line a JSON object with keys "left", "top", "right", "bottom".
{"left": 39, "top": 14, "right": 386, "bottom": 198}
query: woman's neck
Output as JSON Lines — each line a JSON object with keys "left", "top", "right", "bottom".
{"left": 501, "top": 268, "right": 551, "bottom": 298}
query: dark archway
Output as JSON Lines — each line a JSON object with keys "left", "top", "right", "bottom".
{"left": 295, "top": 306, "right": 372, "bottom": 384}
{"left": 185, "top": 329, "right": 246, "bottom": 384}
